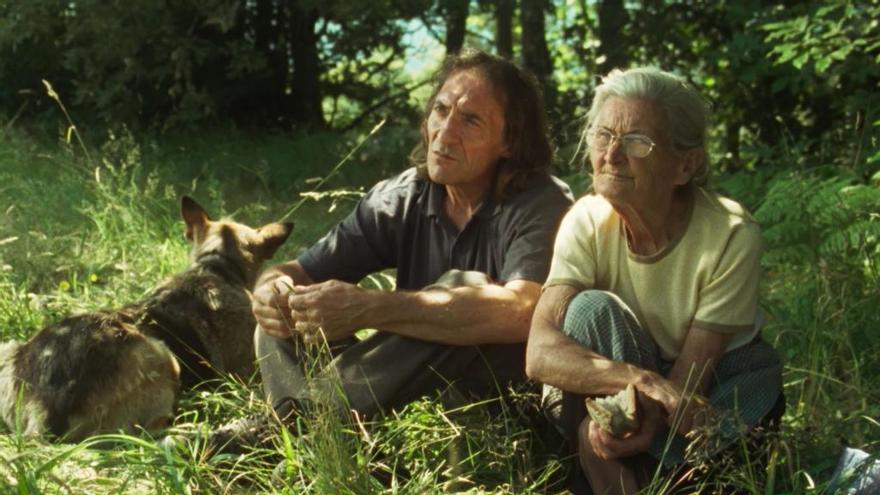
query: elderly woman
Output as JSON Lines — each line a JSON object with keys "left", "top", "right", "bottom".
{"left": 526, "top": 67, "right": 783, "bottom": 493}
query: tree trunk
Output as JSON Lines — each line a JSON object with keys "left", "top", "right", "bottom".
{"left": 245, "top": 0, "right": 293, "bottom": 125}
{"left": 495, "top": 0, "right": 514, "bottom": 59}
{"left": 443, "top": 0, "right": 469, "bottom": 55}
{"left": 724, "top": 121, "right": 741, "bottom": 170}
{"left": 521, "top": 0, "right": 555, "bottom": 109}
{"left": 287, "top": 2, "right": 325, "bottom": 130}
{"left": 597, "top": 0, "right": 628, "bottom": 74}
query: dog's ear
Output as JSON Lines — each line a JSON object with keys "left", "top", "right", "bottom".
{"left": 255, "top": 222, "right": 293, "bottom": 259}
{"left": 181, "top": 196, "right": 211, "bottom": 241}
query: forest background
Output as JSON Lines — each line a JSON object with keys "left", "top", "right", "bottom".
{"left": 0, "top": 0, "right": 878, "bottom": 493}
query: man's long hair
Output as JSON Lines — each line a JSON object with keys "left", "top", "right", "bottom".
{"left": 410, "top": 49, "right": 553, "bottom": 201}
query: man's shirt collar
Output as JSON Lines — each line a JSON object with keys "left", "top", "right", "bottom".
{"left": 422, "top": 180, "right": 502, "bottom": 219}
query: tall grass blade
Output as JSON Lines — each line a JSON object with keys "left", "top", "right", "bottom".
{"left": 277, "top": 118, "right": 386, "bottom": 222}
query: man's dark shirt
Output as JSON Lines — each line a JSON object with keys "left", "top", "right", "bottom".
{"left": 298, "top": 167, "right": 573, "bottom": 291}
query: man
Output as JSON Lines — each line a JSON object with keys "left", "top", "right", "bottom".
{"left": 213, "top": 49, "right": 572, "bottom": 450}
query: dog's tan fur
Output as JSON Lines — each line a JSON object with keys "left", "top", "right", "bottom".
{"left": 0, "top": 197, "right": 291, "bottom": 441}
{"left": 64, "top": 331, "right": 181, "bottom": 440}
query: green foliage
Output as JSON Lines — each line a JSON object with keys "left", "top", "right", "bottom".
{"left": 758, "top": 172, "right": 879, "bottom": 270}
{"left": 0, "top": 1, "right": 72, "bottom": 119}
{"left": 319, "top": 1, "right": 434, "bottom": 129}
{"left": 754, "top": 168, "right": 880, "bottom": 481}
{"left": 0, "top": 118, "right": 422, "bottom": 310}
{"left": 541, "top": 0, "right": 879, "bottom": 185}
{"left": 761, "top": 0, "right": 880, "bottom": 178}
{"left": 763, "top": 2, "right": 879, "bottom": 84}
{"left": 0, "top": 0, "right": 266, "bottom": 127}
{"left": 2, "top": 0, "right": 877, "bottom": 190}
{"left": 0, "top": 0, "right": 432, "bottom": 130}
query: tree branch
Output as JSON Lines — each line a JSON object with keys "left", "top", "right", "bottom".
{"left": 341, "top": 79, "right": 432, "bottom": 132}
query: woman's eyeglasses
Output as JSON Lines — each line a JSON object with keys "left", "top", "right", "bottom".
{"left": 587, "top": 129, "right": 656, "bottom": 158}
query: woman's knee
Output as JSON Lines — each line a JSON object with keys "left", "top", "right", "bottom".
{"left": 564, "top": 290, "right": 629, "bottom": 326}
{"left": 562, "top": 290, "right": 628, "bottom": 339}
{"left": 561, "top": 290, "right": 655, "bottom": 367}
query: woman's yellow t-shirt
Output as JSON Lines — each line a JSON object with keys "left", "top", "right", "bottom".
{"left": 545, "top": 188, "right": 763, "bottom": 360}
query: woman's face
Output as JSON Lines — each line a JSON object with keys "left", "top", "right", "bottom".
{"left": 589, "top": 97, "right": 695, "bottom": 210}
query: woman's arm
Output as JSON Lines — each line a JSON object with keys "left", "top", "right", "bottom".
{"left": 527, "top": 285, "right": 729, "bottom": 437}
{"left": 525, "top": 284, "right": 655, "bottom": 396}
{"left": 663, "top": 325, "right": 731, "bottom": 435}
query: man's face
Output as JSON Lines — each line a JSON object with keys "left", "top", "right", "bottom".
{"left": 425, "top": 69, "right": 509, "bottom": 196}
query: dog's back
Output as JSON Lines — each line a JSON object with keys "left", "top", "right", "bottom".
{"left": 4, "top": 311, "right": 180, "bottom": 440}
{"left": 0, "top": 197, "right": 292, "bottom": 441}
{"left": 137, "top": 251, "right": 259, "bottom": 387}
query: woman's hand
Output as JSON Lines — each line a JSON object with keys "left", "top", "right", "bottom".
{"left": 640, "top": 372, "right": 712, "bottom": 435}
{"left": 639, "top": 371, "right": 682, "bottom": 418}
{"left": 252, "top": 275, "right": 297, "bottom": 338}
{"left": 582, "top": 390, "right": 664, "bottom": 460}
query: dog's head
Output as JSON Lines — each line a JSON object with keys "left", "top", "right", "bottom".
{"left": 180, "top": 196, "right": 293, "bottom": 286}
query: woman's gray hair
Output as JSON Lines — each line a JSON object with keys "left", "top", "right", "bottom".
{"left": 584, "top": 67, "right": 712, "bottom": 186}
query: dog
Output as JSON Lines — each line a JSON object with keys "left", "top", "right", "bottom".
{"left": 0, "top": 196, "right": 292, "bottom": 441}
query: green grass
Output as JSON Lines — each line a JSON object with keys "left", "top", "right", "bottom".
{"left": 0, "top": 126, "right": 877, "bottom": 493}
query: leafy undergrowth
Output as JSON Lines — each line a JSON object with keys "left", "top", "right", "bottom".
{"left": 1, "top": 128, "right": 878, "bottom": 493}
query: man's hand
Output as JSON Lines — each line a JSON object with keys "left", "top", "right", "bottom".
{"left": 582, "top": 390, "right": 664, "bottom": 460}
{"left": 288, "top": 280, "right": 366, "bottom": 343}
{"left": 253, "top": 275, "right": 297, "bottom": 338}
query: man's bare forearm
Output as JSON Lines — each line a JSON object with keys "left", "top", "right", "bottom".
{"left": 356, "top": 280, "right": 541, "bottom": 346}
